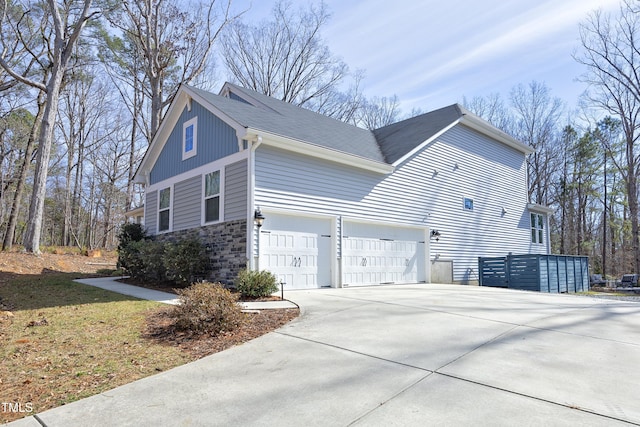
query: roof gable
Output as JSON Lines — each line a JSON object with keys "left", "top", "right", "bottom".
{"left": 136, "top": 83, "right": 533, "bottom": 183}
{"left": 374, "top": 104, "right": 463, "bottom": 164}
{"left": 195, "top": 83, "right": 387, "bottom": 164}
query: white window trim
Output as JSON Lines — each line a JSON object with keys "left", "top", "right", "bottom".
{"left": 531, "top": 212, "right": 544, "bottom": 244}
{"left": 182, "top": 117, "right": 198, "bottom": 160}
{"left": 201, "top": 168, "right": 225, "bottom": 225}
{"left": 463, "top": 197, "right": 474, "bottom": 212}
{"left": 157, "top": 186, "right": 173, "bottom": 233}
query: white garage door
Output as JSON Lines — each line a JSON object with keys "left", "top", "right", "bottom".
{"left": 259, "top": 214, "right": 331, "bottom": 289}
{"left": 342, "top": 222, "right": 426, "bottom": 286}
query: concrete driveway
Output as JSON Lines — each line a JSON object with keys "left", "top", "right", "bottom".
{"left": 11, "top": 284, "right": 640, "bottom": 426}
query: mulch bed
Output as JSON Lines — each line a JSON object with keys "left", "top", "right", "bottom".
{"left": 144, "top": 307, "right": 299, "bottom": 359}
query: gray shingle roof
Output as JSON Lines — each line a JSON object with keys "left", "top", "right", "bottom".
{"left": 185, "top": 83, "right": 517, "bottom": 167}
{"left": 373, "top": 104, "right": 463, "bottom": 164}
{"left": 187, "top": 83, "right": 386, "bottom": 163}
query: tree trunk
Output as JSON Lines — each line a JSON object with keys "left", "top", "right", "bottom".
{"left": 23, "top": 67, "right": 65, "bottom": 254}
{"left": 2, "top": 94, "right": 45, "bottom": 250}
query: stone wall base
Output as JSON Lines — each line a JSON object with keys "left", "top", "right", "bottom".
{"left": 155, "top": 220, "right": 247, "bottom": 285}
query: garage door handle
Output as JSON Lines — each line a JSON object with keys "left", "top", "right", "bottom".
{"left": 292, "top": 257, "right": 302, "bottom": 267}
{"left": 361, "top": 258, "right": 367, "bottom": 266}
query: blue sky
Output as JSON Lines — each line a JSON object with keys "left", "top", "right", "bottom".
{"left": 234, "top": 0, "right": 621, "bottom": 114}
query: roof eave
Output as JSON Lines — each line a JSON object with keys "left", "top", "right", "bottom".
{"left": 461, "top": 115, "right": 534, "bottom": 155}
{"left": 391, "top": 119, "right": 461, "bottom": 167}
{"left": 527, "top": 203, "right": 554, "bottom": 214}
{"left": 247, "top": 128, "right": 394, "bottom": 174}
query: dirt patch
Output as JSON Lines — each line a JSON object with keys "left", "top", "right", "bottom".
{"left": 0, "top": 250, "right": 118, "bottom": 277}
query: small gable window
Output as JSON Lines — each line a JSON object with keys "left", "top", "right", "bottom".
{"left": 204, "top": 170, "right": 221, "bottom": 223}
{"left": 182, "top": 117, "right": 197, "bottom": 160}
{"left": 463, "top": 197, "right": 474, "bottom": 211}
{"left": 158, "top": 187, "right": 171, "bottom": 232}
{"left": 531, "top": 213, "right": 544, "bottom": 244}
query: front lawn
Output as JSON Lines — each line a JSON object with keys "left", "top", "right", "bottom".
{"left": 0, "top": 269, "right": 299, "bottom": 424}
{"left": 0, "top": 273, "right": 191, "bottom": 423}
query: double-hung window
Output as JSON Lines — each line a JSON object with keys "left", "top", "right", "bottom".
{"left": 204, "top": 171, "right": 220, "bottom": 223}
{"left": 158, "top": 187, "right": 171, "bottom": 232}
{"left": 531, "top": 213, "right": 544, "bottom": 244}
{"left": 182, "top": 117, "right": 197, "bottom": 160}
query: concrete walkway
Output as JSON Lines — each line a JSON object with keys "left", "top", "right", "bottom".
{"left": 9, "top": 284, "right": 640, "bottom": 426}
{"left": 73, "top": 277, "right": 298, "bottom": 310}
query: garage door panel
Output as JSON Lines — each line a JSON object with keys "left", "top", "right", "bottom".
{"left": 342, "top": 230, "right": 425, "bottom": 286}
{"left": 260, "top": 223, "right": 331, "bottom": 289}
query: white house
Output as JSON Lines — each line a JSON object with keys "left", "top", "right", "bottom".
{"left": 134, "top": 82, "right": 551, "bottom": 289}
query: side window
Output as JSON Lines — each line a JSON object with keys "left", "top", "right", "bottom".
{"left": 182, "top": 117, "right": 197, "bottom": 160}
{"left": 204, "top": 171, "right": 220, "bottom": 223}
{"left": 463, "top": 197, "right": 474, "bottom": 211}
{"left": 531, "top": 213, "right": 544, "bottom": 244}
{"left": 158, "top": 187, "right": 171, "bottom": 232}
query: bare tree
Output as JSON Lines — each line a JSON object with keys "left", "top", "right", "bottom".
{"left": 0, "top": 0, "right": 97, "bottom": 253}
{"left": 576, "top": 0, "right": 640, "bottom": 273}
{"left": 357, "top": 95, "right": 401, "bottom": 130}
{"left": 510, "top": 81, "right": 564, "bottom": 205}
{"left": 463, "top": 93, "right": 514, "bottom": 132}
{"left": 221, "top": 1, "right": 360, "bottom": 118}
{"left": 102, "top": 0, "right": 238, "bottom": 140}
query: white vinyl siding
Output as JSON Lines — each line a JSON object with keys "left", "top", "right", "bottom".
{"left": 255, "top": 124, "right": 535, "bottom": 283}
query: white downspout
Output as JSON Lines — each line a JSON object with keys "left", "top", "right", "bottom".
{"left": 247, "top": 135, "right": 263, "bottom": 270}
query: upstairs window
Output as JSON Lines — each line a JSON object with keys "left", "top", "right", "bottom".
{"left": 158, "top": 187, "right": 171, "bottom": 232}
{"left": 204, "top": 171, "right": 220, "bottom": 223}
{"left": 182, "top": 117, "right": 197, "bottom": 160}
{"left": 531, "top": 213, "right": 544, "bottom": 244}
{"left": 463, "top": 197, "right": 474, "bottom": 211}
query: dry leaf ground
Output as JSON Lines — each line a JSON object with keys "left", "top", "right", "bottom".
{"left": 0, "top": 250, "right": 298, "bottom": 423}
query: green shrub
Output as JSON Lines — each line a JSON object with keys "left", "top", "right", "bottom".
{"left": 139, "top": 240, "right": 167, "bottom": 282}
{"left": 235, "top": 269, "right": 279, "bottom": 298}
{"left": 119, "top": 240, "right": 167, "bottom": 282}
{"left": 163, "top": 238, "right": 210, "bottom": 285}
{"left": 117, "top": 240, "right": 146, "bottom": 280}
{"left": 170, "top": 282, "right": 244, "bottom": 336}
{"left": 117, "top": 223, "right": 147, "bottom": 251}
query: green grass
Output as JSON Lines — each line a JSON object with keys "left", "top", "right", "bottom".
{"left": 0, "top": 273, "right": 192, "bottom": 423}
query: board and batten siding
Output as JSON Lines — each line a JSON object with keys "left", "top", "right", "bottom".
{"left": 224, "top": 159, "right": 248, "bottom": 221}
{"left": 150, "top": 100, "right": 239, "bottom": 185}
{"left": 255, "top": 124, "right": 539, "bottom": 282}
{"left": 173, "top": 175, "right": 202, "bottom": 231}
{"left": 145, "top": 190, "right": 158, "bottom": 235}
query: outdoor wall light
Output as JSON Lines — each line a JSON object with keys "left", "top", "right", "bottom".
{"left": 431, "top": 229, "right": 441, "bottom": 241}
{"left": 254, "top": 207, "right": 265, "bottom": 228}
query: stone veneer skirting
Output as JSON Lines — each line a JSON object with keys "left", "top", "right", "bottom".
{"left": 155, "top": 219, "right": 247, "bottom": 285}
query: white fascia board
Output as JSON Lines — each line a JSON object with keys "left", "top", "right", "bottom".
{"left": 461, "top": 115, "right": 534, "bottom": 155}
{"left": 392, "top": 119, "right": 461, "bottom": 167}
{"left": 134, "top": 85, "right": 248, "bottom": 185}
{"left": 248, "top": 128, "right": 395, "bottom": 174}
{"left": 527, "top": 203, "right": 554, "bottom": 214}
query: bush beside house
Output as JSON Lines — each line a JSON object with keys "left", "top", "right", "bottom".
{"left": 117, "top": 224, "right": 210, "bottom": 286}
{"left": 235, "top": 269, "right": 279, "bottom": 298}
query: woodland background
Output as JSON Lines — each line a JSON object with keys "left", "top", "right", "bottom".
{"left": 2, "top": 0, "right": 640, "bottom": 279}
